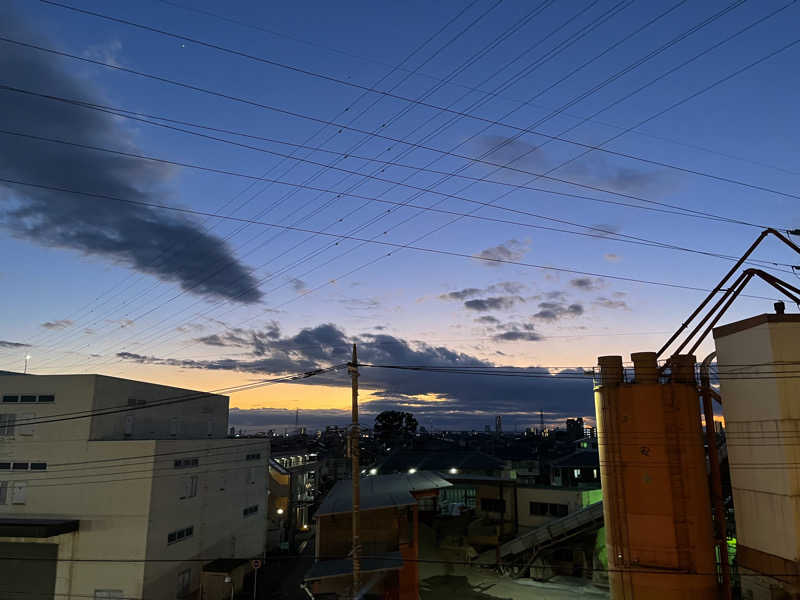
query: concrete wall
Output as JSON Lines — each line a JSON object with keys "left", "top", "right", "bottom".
{"left": 0, "top": 439, "right": 155, "bottom": 599}
{"left": 141, "top": 439, "right": 268, "bottom": 600}
{"left": 516, "top": 486, "right": 590, "bottom": 530}
{"left": 90, "top": 375, "right": 229, "bottom": 441}
{"left": 714, "top": 316, "right": 800, "bottom": 564}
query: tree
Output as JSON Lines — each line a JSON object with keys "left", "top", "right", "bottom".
{"left": 373, "top": 411, "right": 418, "bottom": 448}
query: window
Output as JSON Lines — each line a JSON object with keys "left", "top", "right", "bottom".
{"left": 167, "top": 526, "right": 194, "bottom": 545}
{"left": 2, "top": 395, "right": 18, "bottom": 403}
{"left": 480, "top": 498, "right": 506, "bottom": 513}
{"left": 11, "top": 481, "right": 26, "bottom": 504}
{"left": 246, "top": 453, "right": 262, "bottom": 461}
{"left": 0, "top": 463, "right": 9, "bottom": 470}
{"left": 181, "top": 475, "right": 198, "bottom": 500}
{"left": 30, "top": 462, "right": 47, "bottom": 471}
{"left": 37, "top": 395, "right": 55, "bottom": 403}
{"left": 246, "top": 466, "right": 257, "bottom": 485}
{"left": 440, "top": 486, "right": 476, "bottom": 510}
{"left": 530, "top": 501, "right": 548, "bottom": 516}
{"left": 173, "top": 458, "right": 199, "bottom": 469}
{"left": 94, "top": 591, "right": 123, "bottom": 600}
{"left": 169, "top": 417, "right": 180, "bottom": 437}
{"left": 176, "top": 569, "right": 191, "bottom": 598}
{"left": 243, "top": 504, "right": 259, "bottom": 517}
{"left": 0, "top": 481, "right": 7, "bottom": 505}
{"left": 12, "top": 462, "right": 29, "bottom": 471}
{"left": 123, "top": 415, "right": 134, "bottom": 437}
{"left": 0, "top": 414, "right": 16, "bottom": 436}
{"left": 20, "top": 395, "right": 36, "bottom": 403}
{"left": 573, "top": 469, "right": 581, "bottom": 479}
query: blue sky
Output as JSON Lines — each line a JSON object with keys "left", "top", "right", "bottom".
{"left": 1, "top": 0, "right": 798, "bottom": 430}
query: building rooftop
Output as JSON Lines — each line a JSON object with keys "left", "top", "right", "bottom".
{"left": 551, "top": 450, "right": 600, "bottom": 469}
{"left": 316, "top": 472, "right": 451, "bottom": 517}
{"left": 713, "top": 313, "right": 800, "bottom": 339}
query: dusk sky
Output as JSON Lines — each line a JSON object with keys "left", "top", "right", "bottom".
{"left": 1, "top": 0, "right": 798, "bottom": 431}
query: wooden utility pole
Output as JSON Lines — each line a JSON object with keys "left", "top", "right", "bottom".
{"left": 348, "top": 344, "right": 360, "bottom": 598}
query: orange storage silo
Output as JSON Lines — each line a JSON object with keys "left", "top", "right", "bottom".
{"left": 596, "top": 353, "right": 717, "bottom": 599}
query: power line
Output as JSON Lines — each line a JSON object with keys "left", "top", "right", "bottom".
{"left": 45, "top": 0, "right": 800, "bottom": 206}
{"left": 0, "top": 177, "right": 790, "bottom": 305}
{"left": 0, "top": 36, "right": 774, "bottom": 229}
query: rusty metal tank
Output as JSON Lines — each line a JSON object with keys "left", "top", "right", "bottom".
{"left": 595, "top": 353, "right": 717, "bottom": 599}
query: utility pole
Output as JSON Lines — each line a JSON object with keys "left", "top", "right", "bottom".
{"left": 348, "top": 344, "right": 360, "bottom": 599}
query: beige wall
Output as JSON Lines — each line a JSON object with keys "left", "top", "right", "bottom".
{"left": 715, "top": 317, "right": 800, "bottom": 563}
{"left": 517, "top": 486, "right": 585, "bottom": 530}
{"left": 0, "top": 374, "right": 266, "bottom": 600}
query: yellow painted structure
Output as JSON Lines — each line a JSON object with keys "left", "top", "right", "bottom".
{"left": 595, "top": 354, "right": 716, "bottom": 599}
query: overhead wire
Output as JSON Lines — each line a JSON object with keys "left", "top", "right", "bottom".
{"left": 5, "top": 0, "right": 490, "bottom": 353}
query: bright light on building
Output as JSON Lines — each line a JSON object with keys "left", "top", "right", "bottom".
{"left": 276, "top": 508, "right": 284, "bottom": 515}
{"left": 408, "top": 468, "right": 417, "bottom": 474}
{"left": 369, "top": 468, "right": 377, "bottom": 475}
{"left": 448, "top": 467, "right": 458, "bottom": 475}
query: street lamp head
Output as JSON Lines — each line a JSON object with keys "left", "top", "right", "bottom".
{"left": 276, "top": 508, "right": 284, "bottom": 515}
{"left": 408, "top": 468, "right": 417, "bottom": 474}
{"left": 449, "top": 467, "right": 458, "bottom": 474}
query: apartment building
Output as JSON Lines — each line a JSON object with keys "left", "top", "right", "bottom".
{"left": 0, "top": 373, "right": 268, "bottom": 600}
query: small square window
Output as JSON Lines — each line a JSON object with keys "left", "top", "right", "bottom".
{"left": 176, "top": 530, "right": 185, "bottom": 541}
{"left": 37, "top": 395, "right": 55, "bottom": 403}
{"left": 20, "top": 395, "right": 36, "bottom": 403}
{"left": 2, "top": 395, "right": 18, "bottom": 403}
{"left": 168, "top": 532, "right": 177, "bottom": 544}
{"left": 12, "top": 462, "right": 29, "bottom": 471}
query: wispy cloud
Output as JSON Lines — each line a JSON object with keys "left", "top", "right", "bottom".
{"left": 473, "top": 239, "right": 530, "bottom": 266}
{"left": 0, "top": 340, "right": 30, "bottom": 349}
{"left": 463, "top": 296, "right": 524, "bottom": 312}
{"left": 41, "top": 319, "right": 73, "bottom": 330}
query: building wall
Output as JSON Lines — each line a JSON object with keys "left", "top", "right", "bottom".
{"left": 89, "top": 375, "right": 229, "bottom": 441}
{"left": 141, "top": 438, "right": 268, "bottom": 600}
{"left": 0, "top": 439, "right": 156, "bottom": 599}
{"left": 517, "top": 486, "right": 590, "bottom": 530}
{"left": 715, "top": 317, "right": 800, "bottom": 564}
{"left": 0, "top": 374, "right": 265, "bottom": 600}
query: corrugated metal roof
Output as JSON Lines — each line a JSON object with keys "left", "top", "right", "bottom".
{"left": 305, "top": 551, "right": 403, "bottom": 580}
{"left": 315, "top": 472, "right": 451, "bottom": 517}
{"left": 374, "top": 449, "right": 504, "bottom": 474}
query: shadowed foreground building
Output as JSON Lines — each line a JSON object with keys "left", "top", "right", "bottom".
{"left": 306, "top": 471, "right": 450, "bottom": 599}
{"left": 0, "top": 373, "right": 268, "bottom": 600}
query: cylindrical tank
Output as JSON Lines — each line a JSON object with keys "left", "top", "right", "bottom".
{"left": 596, "top": 353, "right": 717, "bottom": 599}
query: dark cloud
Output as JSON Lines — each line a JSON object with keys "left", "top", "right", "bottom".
{"left": 0, "top": 8, "right": 261, "bottom": 303}
{"left": 473, "top": 135, "right": 546, "bottom": 170}
{"left": 463, "top": 296, "right": 523, "bottom": 312}
{"left": 289, "top": 278, "right": 307, "bottom": 292}
{"left": 594, "top": 296, "right": 630, "bottom": 310}
{"left": 440, "top": 281, "right": 525, "bottom": 302}
{"left": 474, "top": 316, "right": 500, "bottom": 325}
{"left": 563, "top": 154, "right": 668, "bottom": 194}
{"left": 441, "top": 287, "right": 483, "bottom": 301}
{"left": 533, "top": 302, "right": 584, "bottom": 321}
{"left": 41, "top": 319, "right": 73, "bottom": 330}
{"left": 0, "top": 340, "right": 31, "bottom": 349}
{"left": 473, "top": 239, "right": 529, "bottom": 266}
{"left": 117, "top": 323, "right": 593, "bottom": 428}
{"left": 569, "top": 277, "right": 604, "bottom": 291}
{"left": 492, "top": 321, "right": 542, "bottom": 342}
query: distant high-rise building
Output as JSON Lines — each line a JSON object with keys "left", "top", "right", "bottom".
{"left": 495, "top": 415, "right": 502, "bottom": 433}
{"left": 484, "top": 424, "right": 491, "bottom": 433}
{"left": 566, "top": 417, "right": 584, "bottom": 440}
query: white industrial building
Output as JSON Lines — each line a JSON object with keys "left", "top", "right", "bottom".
{"left": 0, "top": 373, "right": 268, "bottom": 600}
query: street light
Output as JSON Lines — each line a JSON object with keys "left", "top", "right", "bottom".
{"left": 408, "top": 468, "right": 417, "bottom": 474}
{"left": 449, "top": 467, "right": 458, "bottom": 475}
{"left": 276, "top": 508, "right": 284, "bottom": 515}
{"left": 24, "top": 354, "right": 31, "bottom": 374}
